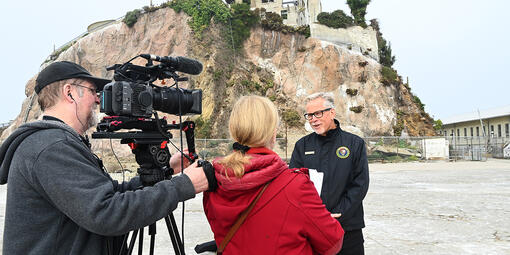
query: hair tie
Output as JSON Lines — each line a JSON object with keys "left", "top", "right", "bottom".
{"left": 232, "top": 142, "right": 250, "bottom": 153}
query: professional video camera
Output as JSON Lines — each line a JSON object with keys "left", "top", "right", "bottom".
{"left": 100, "top": 54, "right": 202, "bottom": 118}
{"left": 91, "top": 54, "right": 207, "bottom": 255}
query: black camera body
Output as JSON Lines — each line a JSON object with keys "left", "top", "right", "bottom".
{"left": 92, "top": 54, "right": 204, "bottom": 162}
{"left": 100, "top": 81, "right": 202, "bottom": 118}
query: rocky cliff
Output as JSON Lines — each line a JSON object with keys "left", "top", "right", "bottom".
{"left": 1, "top": 7, "right": 435, "bottom": 146}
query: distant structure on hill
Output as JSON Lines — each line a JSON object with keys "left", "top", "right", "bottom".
{"left": 441, "top": 105, "right": 510, "bottom": 139}
{"left": 233, "top": 0, "right": 322, "bottom": 26}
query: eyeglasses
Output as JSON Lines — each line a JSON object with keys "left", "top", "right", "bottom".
{"left": 304, "top": 108, "right": 332, "bottom": 120}
{"left": 71, "top": 83, "right": 98, "bottom": 96}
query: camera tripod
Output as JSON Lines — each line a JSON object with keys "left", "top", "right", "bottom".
{"left": 93, "top": 117, "right": 200, "bottom": 255}
{"left": 119, "top": 137, "right": 186, "bottom": 255}
{"left": 118, "top": 213, "right": 184, "bottom": 255}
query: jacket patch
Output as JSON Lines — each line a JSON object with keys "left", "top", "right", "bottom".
{"left": 305, "top": 151, "right": 315, "bottom": 155}
{"left": 336, "top": 146, "right": 350, "bottom": 159}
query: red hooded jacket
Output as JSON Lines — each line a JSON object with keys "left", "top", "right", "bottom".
{"left": 203, "top": 147, "right": 344, "bottom": 255}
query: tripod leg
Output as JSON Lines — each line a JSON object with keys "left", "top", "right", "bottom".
{"left": 138, "top": 228, "right": 144, "bottom": 255}
{"left": 149, "top": 223, "right": 156, "bottom": 255}
{"left": 127, "top": 229, "right": 139, "bottom": 255}
{"left": 117, "top": 233, "right": 128, "bottom": 255}
{"left": 165, "top": 213, "right": 185, "bottom": 255}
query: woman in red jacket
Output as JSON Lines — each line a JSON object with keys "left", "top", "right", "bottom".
{"left": 203, "top": 95, "right": 344, "bottom": 255}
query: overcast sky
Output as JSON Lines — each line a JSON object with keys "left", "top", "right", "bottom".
{"left": 1, "top": 0, "right": 509, "bottom": 124}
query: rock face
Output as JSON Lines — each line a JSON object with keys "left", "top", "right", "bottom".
{"left": 1, "top": 7, "right": 434, "bottom": 145}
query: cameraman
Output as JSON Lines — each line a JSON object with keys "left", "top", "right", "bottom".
{"left": 0, "top": 61, "right": 211, "bottom": 255}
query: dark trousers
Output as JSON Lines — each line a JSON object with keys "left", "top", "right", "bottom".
{"left": 338, "top": 229, "right": 364, "bottom": 255}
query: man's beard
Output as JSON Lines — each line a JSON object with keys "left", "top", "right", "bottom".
{"left": 86, "top": 104, "right": 99, "bottom": 131}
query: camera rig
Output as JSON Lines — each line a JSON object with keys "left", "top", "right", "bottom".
{"left": 91, "top": 54, "right": 205, "bottom": 255}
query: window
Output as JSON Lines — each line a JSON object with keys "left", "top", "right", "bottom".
{"left": 464, "top": 128, "right": 467, "bottom": 137}
{"left": 498, "top": 124, "right": 502, "bottom": 137}
{"left": 281, "top": 10, "right": 288, "bottom": 19}
{"left": 470, "top": 127, "right": 473, "bottom": 137}
{"left": 476, "top": 126, "right": 479, "bottom": 136}
{"left": 261, "top": 0, "right": 274, "bottom": 3}
{"left": 457, "top": 129, "right": 460, "bottom": 137}
{"left": 506, "top": 123, "right": 509, "bottom": 137}
{"left": 451, "top": 130, "right": 454, "bottom": 136}
{"left": 491, "top": 125, "right": 494, "bottom": 137}
{"left": 483, "top": 126, "right": 486, "bottom": 135}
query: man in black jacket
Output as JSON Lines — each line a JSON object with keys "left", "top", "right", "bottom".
{"left": 290, "top": 92, "right": 369, "bottom": 255}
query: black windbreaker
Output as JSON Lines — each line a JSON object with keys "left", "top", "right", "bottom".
{"left": 290, "top": 120, "right": 369, "bottom": 231}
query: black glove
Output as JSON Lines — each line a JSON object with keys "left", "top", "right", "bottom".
{"left": 138, "top": 164, "right": 172, "bottom": 187}
{"left": 197, "top": 160, "right": 218, "bottom": 192}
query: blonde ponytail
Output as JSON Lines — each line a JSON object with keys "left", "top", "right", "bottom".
{"left": 217, "top": 95, "right": 279, "bottom": 178}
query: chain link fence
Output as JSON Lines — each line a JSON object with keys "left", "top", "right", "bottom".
{"left": 100, "top": 135, "right": 510, "bottom": 175}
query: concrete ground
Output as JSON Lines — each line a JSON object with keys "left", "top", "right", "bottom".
{"left": 1, "top": 159, "right": 509, "bottom": 254}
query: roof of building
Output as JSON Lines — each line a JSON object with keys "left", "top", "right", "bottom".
{"left": 443, "top": 105, "right": 510, "bottom": 125}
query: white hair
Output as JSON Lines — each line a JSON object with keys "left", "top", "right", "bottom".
{"left": 305, "top": 92, "right": 335, "bottom": 108}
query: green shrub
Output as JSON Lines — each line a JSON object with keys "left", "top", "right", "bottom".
{"left": 317, "top": 10, "right": 354, "bottom": 29}
{"left": 194, "top": 116, "right": 212, "bottom": 138}
{"left": 296, "top": 25, "right": 310, "bottom": 38}
{"left": 170, "top": 0, "right": 232, "bottom": 36}
{"left": 143, "top": 5, "right": 159, "bottom": 13}
{"left": 282, "top": 109, "right": 302, "bottom": 128}
{"left": 433, "top": 119, "right": 443, "bottom": 131}
{"left": 346, "top": 88, "right": 358, "bottom": 96}
{"left": 386, "top": 155, "right": 403, "bottom": 162}
{"left": 213, "top": 70, "right": 223, "bottom": 81}
{"left": 346, "top": 0, "right": 371, "bottom": 27}
{"left": 228, "top": 3, "right": 259, "bottom": 49}
{"left": 380, "top": 66, "right": 398, "bottom": 86}
{"left": 349, "top": 106, "right": 364, "bottom": 113}
{"left": 260, "top": 12, "right": 309, "bottom": 37}
{"left": 123, "top": 9, "right": 142, "bottom": 27}
{"left": 370, "top": 19, "right": 395, "bottom": 67}
{"left": 407, "top": 155, "right": 419, "bottom": 161}
{"left": 393, "top": 118, "right": 404, "bottom": 136}
{"left": 413, "top": 95, "right": 425, "bottom": 111}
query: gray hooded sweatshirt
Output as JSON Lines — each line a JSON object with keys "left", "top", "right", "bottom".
{"left": 0, "top": 120, "right": 195, "bottom": 254}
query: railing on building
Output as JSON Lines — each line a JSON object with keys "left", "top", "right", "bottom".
{"left": 0, "top": 122, "right": 12, "bottom": 129}
{"left": 445, "top": 135, "right": 510, "bottom": 161}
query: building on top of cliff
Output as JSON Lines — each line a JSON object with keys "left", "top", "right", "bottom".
{"left": 231, "top": 0, "right": 322, "bottom": 26}
{"left": 230, "top": 0, "right": 379, "bottom": 61}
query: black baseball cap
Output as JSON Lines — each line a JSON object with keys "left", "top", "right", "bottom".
{"left": 35, "top": 61, "right": 111, "bottom": 94}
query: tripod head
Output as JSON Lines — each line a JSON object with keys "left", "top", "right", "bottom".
{"left": 93, "top": 118, "right": 199, "bottom": 186}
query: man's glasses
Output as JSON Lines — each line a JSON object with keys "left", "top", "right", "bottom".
{"left": 71, "top": 83, "right": 98, "bottom": 96}
{"left": 304, "top": 108, "right": 332, "bottom": 120}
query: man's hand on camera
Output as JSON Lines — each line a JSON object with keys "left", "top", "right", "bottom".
{"left": 170, "top": 150, "right": 191, "bottom": 174}
{"left": 183, "top": 162, "right": 209, "bottom": 193}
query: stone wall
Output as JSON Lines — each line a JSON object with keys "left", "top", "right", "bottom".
{"left": 310, "top": 23, "right": 379, "bottom": 61}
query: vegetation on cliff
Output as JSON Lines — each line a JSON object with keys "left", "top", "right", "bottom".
{"left": 317, "top": 10, "right": 354, "bottom": 29}
{"left": 123, "top": 0, "right": 309, "bottom": 50}
{"left": 346, "top": 0, "right": 371, "bottom": 28}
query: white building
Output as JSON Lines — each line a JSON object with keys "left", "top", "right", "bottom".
{"left": 235, "top": 0, "right": 322, "bottom": 26}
